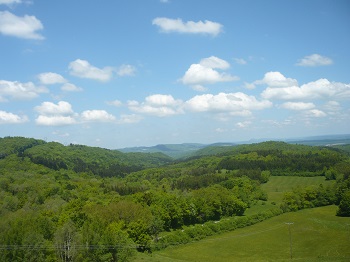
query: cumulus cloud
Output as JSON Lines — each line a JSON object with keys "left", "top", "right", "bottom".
{"left": 34, "top": 101, "right": 77, "bottom": 126}
{"left": 0, "top": 11, "right": 44, "bottom": 40}
{"left": 236, "top": 121, "right": 251, "bottom": 128}
{"left": 36, "top": 115, "right": 76, "bottom": 126}
{"left": 324, "top": 101, "right": 341, "bottom": 113}
{"left": 199, "top": 56, "right": 230, "bottom": 69}
{"left": 81, "top": 110, "right": 116, "bottom": 122}
{"left": 233, "top": 58, "right": 247, "bottom": 65}
{"left": 69, "top": 59, "right": 114, "bottom": 82}
{"left": 152, "top": 17, "right": 223, "bottom": 36}
{"left": 255, "top": 71, "right": 298, "bottom": 88}
{"left": 0, "top": 80, "right": 48, "bottom": 101}
{"left": 0, "top": 110, "right": 28, "bottom": 124}
{"left": 34, "top": 101, "right": 118, "bottom": 125}
{"left": 261, "top": 78, "right": 350, "bottom": 100}
{"left": 191, "top": 84, "right": 208, "bottom": 92}
{"left": 118, "top": 114, "right": 143, "bottom": 124}
{"left": 185, "top": 92, "right": 272, "bottom": 113}
{"left": 61, "top": 83, "right": 82, "bottom": 92}
{"left": 127, "top": 92, "right": 272, "bottom": 120}
{"left": 116, "top": 64, "right": 136, "bottom": 76}
{"left": 0, "top": 0, "right": 22, "bottom": 5}
{"left": 243, "top": 82, "right": 256, "bottom": 90}
{"left": 128, "top": 94, "right": 183, "bottom": 117}
{"left": 35, "top": 101, "right": 74, "bottom": 116}
{"left": 296, "top": 54, "right": 333, "bottom": 67}
{"left": 307, "top": 109, "right": 327, "bottom": 118}
{"left": 280, "top": 102, "right": 315, "bottom": 111}
{"left": 181, "top": 56, "right": 239, "bottom": 88}
{"left": 107, "top": 99, "right": 123, "bottom": 107}
{"left": 38, "top": 72, "right": 66, "bottom": 85}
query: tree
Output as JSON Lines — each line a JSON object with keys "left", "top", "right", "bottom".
{"left": 100, "top": 222, "right": 136, "bottom": 262}
{"left": 337, "top": 190, "right": 350, "bottom": 217}
{"left": 54, "top": 220, "right": 81, "bottom": 262}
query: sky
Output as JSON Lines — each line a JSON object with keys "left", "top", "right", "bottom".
{"left": 0, "top": 0, "right": 350, "bottom": 149}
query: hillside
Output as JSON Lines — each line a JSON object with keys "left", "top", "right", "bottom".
{"left": 119, "top": 143, "right": 210, "bottom": 159}
{"left": 140, "top": 205, "right": 350, "bottom": 262}
{"left": 117, "top": 134, "right": 350, "bottom": 159}
{"left": 0, "top": 136, "right": 173, "bottom": 177}
{"left": 0, "top": 136, "right": 350, "bottom": 261}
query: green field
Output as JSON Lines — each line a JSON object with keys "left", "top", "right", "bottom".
{"left": 261, "top": 176, "right": 334, "bottom": 204}
{"left": 136, "top": 205, "right": 350, "bottom": 262}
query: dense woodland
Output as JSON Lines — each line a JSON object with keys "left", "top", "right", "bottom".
{"left": 0, "top": 136, "right": 350, "bottom": 261}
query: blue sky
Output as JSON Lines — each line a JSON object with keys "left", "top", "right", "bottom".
{"left": 0, "top": 0, "right": 349, "bottom": 148}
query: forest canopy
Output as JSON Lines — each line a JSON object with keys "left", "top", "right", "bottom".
{"left": 0, "top": 136, "right": 349, "bottom": 261}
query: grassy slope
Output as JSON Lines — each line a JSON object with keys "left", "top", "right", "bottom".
{"left": 261, "top": 176, "right": 334, "bottom": 204}
{"left": 136, "top": 205, "right": 350, "bottom": 262}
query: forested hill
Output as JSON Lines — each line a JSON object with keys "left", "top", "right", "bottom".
{"left": 118, "top": 134, "right": 350, "bottom": 159}
{"left": 1, "top": 136, "right": 350, "bottom": 261}
{"left": 0, "top": 137, "right": 172, "bottom": 177}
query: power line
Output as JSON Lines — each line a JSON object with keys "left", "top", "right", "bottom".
{"left": 285, "top": 222, "right": 294, "bottom": 260}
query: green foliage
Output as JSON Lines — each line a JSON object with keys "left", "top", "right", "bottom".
{"left": 0, "top": 136, "right": 45, "bottom": 158}
{"left": 217, "top": 145, "right": 345, "bottom": 177}
{"left": 337, "top": 190, "right": 350, "bottom": 217}
{"left": 1, "top": 136, "right": 349, "bottom": 260}
{"left": 149, "top": 206, "right": 350, "bottom": 261}
{"left": 23, "top": 142, "right": 172, "bottom": 177}
{"left": 280, "top": 184, "right": 337, "bottom": 212}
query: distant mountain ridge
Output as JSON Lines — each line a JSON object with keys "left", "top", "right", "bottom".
{"left": 118, "top": 134, "right": 350, "bottom": 159}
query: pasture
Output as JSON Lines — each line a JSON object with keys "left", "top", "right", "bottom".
{"left": 136, "top": 205, "right": 350, "bottom": 261}
{"left": 261, "top": 176, "right": 334, "bottom": 203}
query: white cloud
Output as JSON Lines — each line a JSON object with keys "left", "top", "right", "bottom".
{"left": 34, "top": 101, "right": 77, "bottom": 126}
{"left": 200, "top": 56, "right": 230, "bottom": 69}
{"left": 36, "top": 115, "right": 76, "bottom": 126}
{"left": 296, "top": 54, "right": 333, "bottom": 67}
{"left": 307, "top": 109, "right": 327, "bottom": 118}
{"left": 185, "top": 92, "right": 272, "bottom": 113}
{"left": 0, "top": 80, "right": 48, "bottom": 100}
{"left": 280, "top": 102, "right": 315, "bottom": 111}
{"left": 152, "top": 17, "right": 223, "bottom": 36}
{"left": 116, "top": 64, "right": 136, "bottom": 76}
{"left": 81, "top": 110, "right": 116, "bottom": 122}
{"left": 324, "top": 101, "right": 341, "bottom": 113}
{"left": 255, "top": 71, "right": 298, "bottom": 88}
{"left": 244, "top": 82, "right": 256, "bottom": 90}
{"left": 0, "top": 110, "right": 28, "bottom": 124}
{"left": 38, "top": 72, "right": 66, "bottom": 85}
{"left": 69, "top": 59, "right": 113, "bottom": 82}
{"left": 159, "top": 0, "right": 169, "bottom": 3}
{"left": 236, "top": 121, "right": 251, "bottom": 128}
{"left": 181, "top": 56, "right": 239, "bottom": 87}
{"left": 215, "top": 127, "right": 227, "bottom": 133}
{"left": 233, "top": 58, "right": 247, "bottom": 65}
{"left": 128, "top": 94, "right": 183, "bottom": 117}
{"left": 61, "top": 83, "right": 83, "bottom": 92}
{"left": 0, "top": 0, "right": 22, "bottom": 5}
{"left": 107, "top": 99, "right": 122, "bottom": 107}
{"left": 34, "top": 101, "right": 118, "bottom": 125}
{"left": 118, "top": 114, "right": 143, "bottom": 124}
{"left": 261, "top": 78, "right": 350, "bottom": 100}
{"left": 35, "top": 101, "right": 74, "bottom": 116}
{"left": 145, "top": 94, "right": 182, "bottom": 107}
{"left": 191, "top": 84, "right": 208, "bottom": 92}
{"left": 0, "top": 11, "right": 44, "bottom": 40}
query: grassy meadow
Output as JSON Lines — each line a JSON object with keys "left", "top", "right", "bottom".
{"left": 261, "top": 176, "right": 334, "bottom": 203}
{"left": 136, "top": 205, "right": 350, "bottom": 262}
{"left": 135, "top": 176, "right": 347, "bottom": 261}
